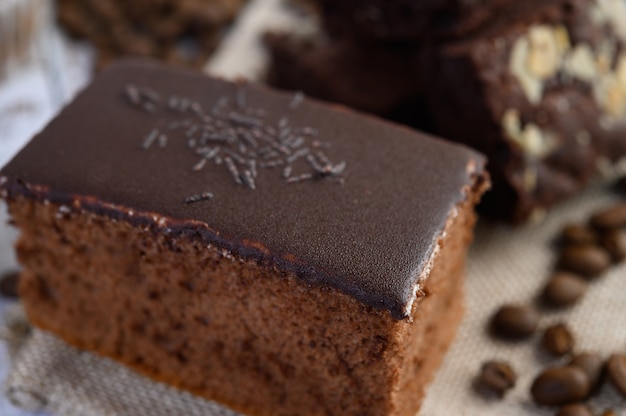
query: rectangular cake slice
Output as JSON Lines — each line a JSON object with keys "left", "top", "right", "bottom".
{"left": 0, "top": 61, "right": 488, "bottom": 416}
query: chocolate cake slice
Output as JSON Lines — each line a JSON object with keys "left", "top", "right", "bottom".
{"left": 0, "top": 61, "right": 488, "bottom": 416}
{"left": 428, "top": 0, "right": 626, "bottom": 221}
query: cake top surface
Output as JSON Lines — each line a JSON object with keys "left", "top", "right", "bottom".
{"left": 0, "top": 61, "right": 485, "bottom": 319}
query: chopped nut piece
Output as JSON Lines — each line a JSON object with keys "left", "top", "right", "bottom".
{"left": 563, "top": 45, "right": 597, "bottom": 82}
{"left": 501, "top": 109, "right": 557, "bottom": 158}
{"left": 510, "top": 25, "right": 570, "bottom": 103}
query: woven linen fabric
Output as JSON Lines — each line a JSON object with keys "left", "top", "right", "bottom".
{"left": 2, "top": 184, "right": 626, "bottom": 416}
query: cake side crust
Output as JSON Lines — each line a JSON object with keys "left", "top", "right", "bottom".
{"left": 8, "top": 196, "right": 395, "bottom": 415}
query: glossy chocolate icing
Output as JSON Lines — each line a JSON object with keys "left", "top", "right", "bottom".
{"left": 0, "top": 61, "right": 486, "bottom": 319}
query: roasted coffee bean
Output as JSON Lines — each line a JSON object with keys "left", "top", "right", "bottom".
{"left": 490, "top": 304, "right": 540, "bottom": 340}
{"left": 557, "top": 245, "right": 611, "bottom": 278}
{"left": 560, "top": 224, "right": 598, "bottom": 246}
{"left": 600, "top": 229, "right": 626, "bottom": 262}
{"left": 590, "top": 202, "right": 626, "bottom": 230}
{"left": 542, "top": 272, "right": 588, "bottom": 307}
{"left": 569, "top": 352, "right": 605, "bottom": 392}
{"left": 0, "top": 270, "right": 20, "bottom": 299}
{"left": 531, "top": 366, "right": 590, "bottom": 406}
{"left": 475, "top": 360, "right": 516, "bottom": 398}
{"left": 601, "top": 409, "right": 617, "bottom": 416}
{"left": 607, "top": 353, "right": 626, "bottom": 397}
{"left": 542, "top": 323, "right": 575, "bottom": 357}
{"left": 556, "top": 404, "right": 594, "bottom": 416}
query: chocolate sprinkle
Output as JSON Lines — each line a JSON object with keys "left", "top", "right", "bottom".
{"left": 124, "top": 84, "right": 141, "bottom": 106}
{"left": 124, "top": 79, "right": 348, "bottom": 203}
{"left": 184, "top": 192, "right": 214, "bottom": 204}
{"left": 142, "top": 128, "right": 159, "bottom": 149}
{"left": 288, "top": 91, "right": 304, "bottom": 110}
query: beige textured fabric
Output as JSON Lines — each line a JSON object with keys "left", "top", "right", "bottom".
{"left": 3, "top": 185, "right": 626, "bottom": 416}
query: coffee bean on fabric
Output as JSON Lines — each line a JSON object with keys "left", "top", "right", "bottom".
{"left": 531, "top": 366, "right": 590, "bottom": 406}
{"left": 556, "top": 403, "right": 593, "bottom": 416}
{"left": 607, "top": 354, "right": 626, "bottom": 397}
{"left": 569, "top": 352, "right": 605, "bottom": 392}
{"left": 600, "top": 229, "right": 626, "bottom": 262}
{"left": 560, "top": 224, "right": 598, "bottom": 246}
{"left": 490, "top": 304, "right": 540, "bottom": 340}
{"left": 601, "top": 409, "right": 617, "bottom": 416}
{"left": 0, "top": 270, "right": 20, "bottom": 299}
{"left": 590, "top": 202, "right": 626, "bottom": 230}
{"left": 557, "top": 245, "right": 611, "bottom": 278}
{"left": 542, "top": 323, "right": 575, "bottom": 357}
{"left": 542, "top": 272, "right": 588, "bottom": 307}
{"left": 475, "top": 360, "right": 517, "bottom": 398}
{"left": 556, "top": 403, "right": 594, "bottom": 416}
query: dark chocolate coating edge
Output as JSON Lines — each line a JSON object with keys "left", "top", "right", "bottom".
{"left": 1, "top": 175, "right": 486, "bottom": 320}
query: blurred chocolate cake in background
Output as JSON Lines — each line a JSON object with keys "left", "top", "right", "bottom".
{"left": 266, "top": 0, "right": 626, "bottom": 222}
{"left": 56, "top": 0, "right": 247, "bottom": 70}
{"left": 428, "top": 0, "right": 626, "bottom": 221}
{"left": 265, "top": 33, "right": 424, "bottom": 115}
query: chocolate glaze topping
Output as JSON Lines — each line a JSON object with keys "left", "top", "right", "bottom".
{"left": 0, "top": 61, "right": 486, "bottom": 319}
